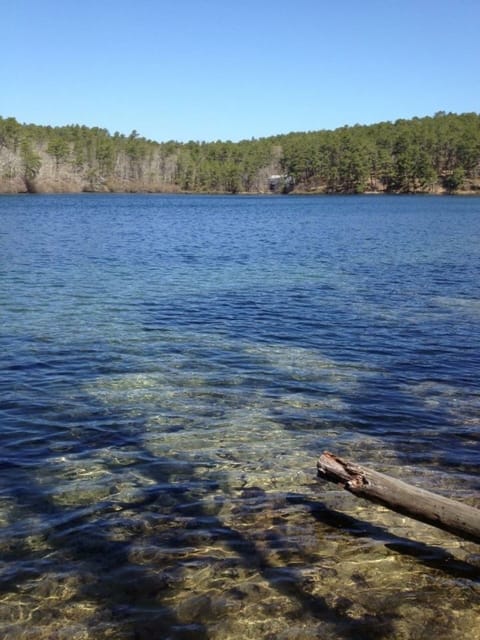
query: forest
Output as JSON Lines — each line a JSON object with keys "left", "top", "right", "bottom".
{"left": 0, "top": 111, "right": 479, "bottom": 195}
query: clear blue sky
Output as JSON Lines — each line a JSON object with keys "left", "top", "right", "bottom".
{"left": 2, "top": 0, "right": 479, "bottom": 142}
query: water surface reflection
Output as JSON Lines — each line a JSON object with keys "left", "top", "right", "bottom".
{"left": 1, "top": 194, "right": 479, "bottom": 639}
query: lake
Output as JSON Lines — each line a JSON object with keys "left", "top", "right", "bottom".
{"left": 1, "top": 193, "right": 479, "bottom": 639}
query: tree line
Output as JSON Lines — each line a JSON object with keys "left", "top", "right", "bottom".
{"left": 0, "top": 111, "right": 479, "bottom": 194}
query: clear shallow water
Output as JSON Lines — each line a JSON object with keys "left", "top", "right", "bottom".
{"left": 1, "top": 194, "right": 479, "bottom": 639}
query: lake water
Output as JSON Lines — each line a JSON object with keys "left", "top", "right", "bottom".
{"left": 1, "top": 194, "right": 479, "bottom": 640}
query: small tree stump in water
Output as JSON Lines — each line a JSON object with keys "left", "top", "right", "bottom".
{"left": 317, "top": 451, "right": 480, "bottom": 544}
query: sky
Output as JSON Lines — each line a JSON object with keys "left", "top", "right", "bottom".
{"left": 2, "top": 0, "right": 479, "bottom": 142}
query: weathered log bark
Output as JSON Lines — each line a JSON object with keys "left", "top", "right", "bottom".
{"left": 317, "top": 451, "right": 480, "bottom": 544}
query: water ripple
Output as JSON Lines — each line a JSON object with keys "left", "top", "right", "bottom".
{"left": 1, "top": 194, "right": 479, "bottom": 639}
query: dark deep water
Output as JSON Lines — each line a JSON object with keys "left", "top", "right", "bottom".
{"left": 1, "top": 194, "right": 479, "bottom": 639}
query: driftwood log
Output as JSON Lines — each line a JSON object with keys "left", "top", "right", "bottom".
{"left": 317, "top": 451, "right": 480, "bottom": 544}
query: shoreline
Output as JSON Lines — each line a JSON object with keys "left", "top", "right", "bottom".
{"left": 1, "top": 188, "right": 479, "bottom": 196}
